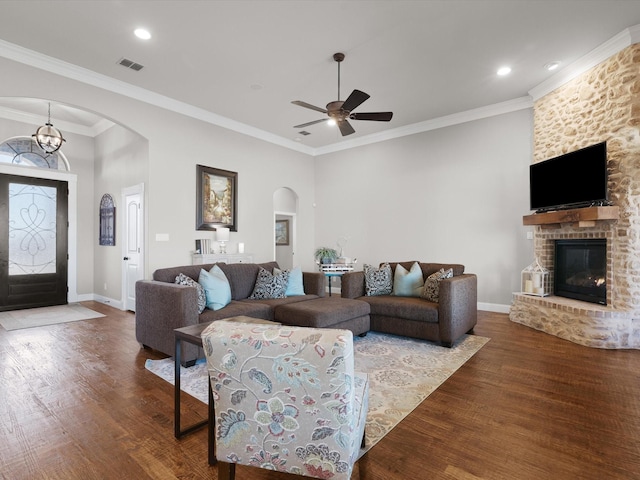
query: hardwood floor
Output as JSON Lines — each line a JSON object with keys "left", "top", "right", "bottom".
{"left": 1, "top": 302, "right": 638, "bottom": 479}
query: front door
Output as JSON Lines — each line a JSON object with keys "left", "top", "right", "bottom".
{"left": 0, "top": 174, "right": 68, "bottom": 311}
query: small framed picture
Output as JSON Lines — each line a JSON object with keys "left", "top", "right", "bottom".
{"left": 275, "top": 219, "right": 289, "bottom": 246}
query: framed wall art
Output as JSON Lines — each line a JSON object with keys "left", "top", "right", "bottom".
{"left": 275, "top": 219, "right": 289, "bottom": 246}
{"left": 196, "top": 165, "right": 237, "bottom": 231}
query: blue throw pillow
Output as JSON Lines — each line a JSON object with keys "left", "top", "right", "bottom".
{"left": 198, "top": 265, "right": 232, "bottom": 310}
{"left": 274, "top": 266, "right": 305, "bottom": 296}
{"left": 393, "top": 262, "right": 425, "bottom": 297}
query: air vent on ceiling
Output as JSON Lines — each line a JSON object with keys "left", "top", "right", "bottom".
{"left": 118, "top": 58, "right": 144, "bottom": 71}
{"left": 298, "top": 131, "right": 311, "bottom": 136}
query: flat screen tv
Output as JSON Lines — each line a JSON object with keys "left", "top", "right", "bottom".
{"left": 530, "top": 141, "right": 608, "bottom": 213}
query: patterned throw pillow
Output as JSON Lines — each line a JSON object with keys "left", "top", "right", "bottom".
{"left": 422, "top": 268, "right": 453, "bottom": 302}
{"left": 249, "top": 267, "right": 289, "bottom": 299}
{"left": 175, "top": 273, "right": 206, "bottom": 313}
{"left": 364, "top": 263, "right": 393, "bottom": 296}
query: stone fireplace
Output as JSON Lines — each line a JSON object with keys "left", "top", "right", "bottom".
{"left": 509, "top": 42, "right": 640, "bottom": 349}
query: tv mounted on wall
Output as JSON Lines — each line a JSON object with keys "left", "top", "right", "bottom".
{"left": 529, "top": 141, "right": 608, "bottom": 213}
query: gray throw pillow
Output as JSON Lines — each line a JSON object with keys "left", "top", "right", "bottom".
{"left": 364, "top": 263, "right": 393, "bottom": 296}
{"left": 175, "top": 273, "right": 206, "bottom": 313}
{"left": 249, "top": 267, "right": 289, "bottom": 299}
{"left": 422, "top": 268, "right": 453, "bottom": 302}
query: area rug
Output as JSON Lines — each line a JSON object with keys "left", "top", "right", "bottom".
{"left": 0, "top": 303, "right": 105, "bottom": 331}
{"left": 145, "top": 331, "right": 489, "bottom": 453}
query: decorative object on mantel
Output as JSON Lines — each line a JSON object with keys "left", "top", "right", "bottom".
{"left": 33, "top": 102, "right": 66, "bottom": 154}
{"left": 196, "top": 164, "right": 237, "bottom": 231}
{"left": 521, "top": 258, "right": 550, "bottom": 297}
{"left": 99, "top": 194, "right": 116, "bottom": 246}
{"left": 314, "top": 246, "right": 339, "bottom": 264}
{"left": 215, "top": 227, "right": 230, "bottom": 254}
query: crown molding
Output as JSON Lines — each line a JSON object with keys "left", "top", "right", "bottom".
{"left": 0, "top": 105, "right": 113, "bottom": 137}
{"left": 313, "top": 96, "right": 533, "bottom": 156}
{"left": 529, "top": 24, "right": 640, "bottom": 101}
{"left": 0, "top": 39, "right": 315, "bottom": 156}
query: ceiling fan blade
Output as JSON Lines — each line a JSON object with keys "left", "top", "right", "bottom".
{"left": 349, "top": 111, "right": 393, "bottom": 122}
{"left": 341, "top": 89, "right": 370, "bottom": 112}
{"left": 293, "top": 118, "right": 329, "bottom": 129}
{"left": 291, "top": 100, "right": 327, "bottom": 114}
{"left": 338, "top": 119, "right": 356, "bottom": 136}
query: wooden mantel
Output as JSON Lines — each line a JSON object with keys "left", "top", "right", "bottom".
{"left": 523, "top": 206, "right": 619, "bottom": 228}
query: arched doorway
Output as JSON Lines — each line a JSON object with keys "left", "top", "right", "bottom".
{"left": 273, "top": 187, "right": 298, "bottom": 269}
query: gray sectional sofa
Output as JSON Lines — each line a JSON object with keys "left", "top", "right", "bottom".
{"left": 340, "top": 261, "right": 477, "bottom": 347}
{"left": 135, "top": 261, "right": 370, "bottom": 365}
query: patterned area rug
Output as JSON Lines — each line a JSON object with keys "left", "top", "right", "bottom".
{"left": 0, "top": 303, "right": 105, "bottom": 331}
{"left": 145, "top": 331, "right": 489, "bottom": 454}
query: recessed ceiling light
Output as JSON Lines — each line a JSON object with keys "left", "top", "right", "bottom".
{"left": 497, "top": 66, "right": 511, "bottom": 76}
{"left": 134, "top": 28, "right": 151, "bottom": 40}
{"left": 545, "top": 61, "right": 560, "bottom": 71}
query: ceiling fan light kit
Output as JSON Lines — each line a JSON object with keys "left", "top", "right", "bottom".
{"left": 291, "top": 52, "right": 393, "bottom": 136}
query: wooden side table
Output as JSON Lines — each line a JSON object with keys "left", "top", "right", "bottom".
{"left": 173, "top": 316, "right": 279, "bottom": 465}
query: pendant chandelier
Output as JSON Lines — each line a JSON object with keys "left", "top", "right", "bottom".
{"left": 33, "top": 102, "right": 65, "bottom": 154}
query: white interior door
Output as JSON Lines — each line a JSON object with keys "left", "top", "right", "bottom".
{"left": 122, "top": 185, "right": 144, "bottom": 311}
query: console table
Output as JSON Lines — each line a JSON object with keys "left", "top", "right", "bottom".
{"left": 320, "top": 263, "right": 355, "bottom": 296}
{"left": 192, "top": 253, "right": 253, "bottom": 264}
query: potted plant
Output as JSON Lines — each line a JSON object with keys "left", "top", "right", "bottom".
{"left": 314, "top": 247, "right": 339, "bottom": 264}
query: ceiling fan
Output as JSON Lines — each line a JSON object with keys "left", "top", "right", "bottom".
{"left": 291, "top": 52, "right": 393, "bottom": 136}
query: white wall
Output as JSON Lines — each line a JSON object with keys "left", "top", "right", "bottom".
{"left": 314, "top": 109, "right": 533, "bottom": 307}
{"left": 0, "top": 55, "right": 534, "bottom": 309}
{"left": 94, "top": 124, "right": 148, "bottom": 300}
{"left": 0, "top": 56, "right": 317, "bottom": 303}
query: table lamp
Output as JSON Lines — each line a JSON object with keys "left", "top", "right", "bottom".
{"left": 216, "top": 227, "right": 230, "bottom": 254}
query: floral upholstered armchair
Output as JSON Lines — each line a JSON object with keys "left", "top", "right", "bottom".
{"left": 202, "top": 320, "right": 369, "bottom": 480}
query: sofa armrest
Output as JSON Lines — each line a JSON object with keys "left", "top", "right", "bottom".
{"left": 135, "top": 280, "right": 200, "bottom": 362}
{"left": 303, "top": 271, "right": 326, "bottom": 297}
{"left": 437, "top": 274, "right": 478, "bottom": 346}
{"left": 341, "top": 271, "right": 366, "bottom": 299}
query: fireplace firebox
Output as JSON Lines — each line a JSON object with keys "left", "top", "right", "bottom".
{"left": 554, "top": 239, "right": 606, "bottom": 305}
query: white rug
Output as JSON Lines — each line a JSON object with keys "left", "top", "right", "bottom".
{"left": 145, "top": 331, "right": 489, "bottom": 453}
{"left": 0, "top": 303, "right": 105, "bottom": 331}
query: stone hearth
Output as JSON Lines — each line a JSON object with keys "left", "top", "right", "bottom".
{"left": 510, "top": 43, "right": 640, "bottom": 349}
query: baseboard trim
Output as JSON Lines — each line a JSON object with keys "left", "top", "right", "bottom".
{"left": 91, "top": 294, "right": 124, "bottom": 310}
{"left": 478, "top": 302, "right": 510, "bottom": 314}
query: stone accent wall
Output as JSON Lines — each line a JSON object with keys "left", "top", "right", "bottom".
{"left": 510, "top": 43, "right": 640, "bottom": 348}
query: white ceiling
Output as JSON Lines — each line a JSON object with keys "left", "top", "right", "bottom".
{"left": 1, "top": 1, "right": 640, "bottom": 154}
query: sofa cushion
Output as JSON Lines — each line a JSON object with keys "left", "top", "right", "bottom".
{"left": 175, "top": 273, "right": 206, "bottom": 313}
{"left": 198, "top": 300, "right": 272, "bottom": 323}
{"left": 393, "top": 261, "right": 424, "bottom": 297}
{"left": 360, "top": 295, "right": 439, "bottom": 323}
{"left": 218, "top": 262, "right": 279, "bottom": 300}
{"left": 198, "top": 265, "right": 232, "bottom": 310}
{"left": 422, "top": 268, "right": 453, "bottom": 302}
{"left": 274, "top": 297, "right": 370, "bottom": 328}
{"left": 274, "top": 266, "right": 305, "bottom": 296}
{"left": 249, "top": 267, "right": 289, "bottom": 299}
{"left": 153, "top": 263, "right": 217, "bottom": 283}
{"left": 364, "top": 263, "right": 392, "bottom": 296}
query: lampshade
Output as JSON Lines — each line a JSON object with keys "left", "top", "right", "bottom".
{"left": 33, "top": 103, "right": 65, "bottom": 154}
{"left": 216, "top": 227, "right": 230, "bottom": 242}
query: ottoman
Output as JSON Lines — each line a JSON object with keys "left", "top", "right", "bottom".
{"left": 274, "top": 297, "right": 370, "bottom": 336}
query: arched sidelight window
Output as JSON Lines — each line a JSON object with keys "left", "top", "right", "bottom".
{"left": 99, "top": 194, "right": 116, "bottom": 246}
{"left": 0, "top": 136, "right": 70, "bottom": 171}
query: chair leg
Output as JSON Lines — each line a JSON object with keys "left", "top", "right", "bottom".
{"left": 217, "top": 462, "right": 235, "bottom": 480}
